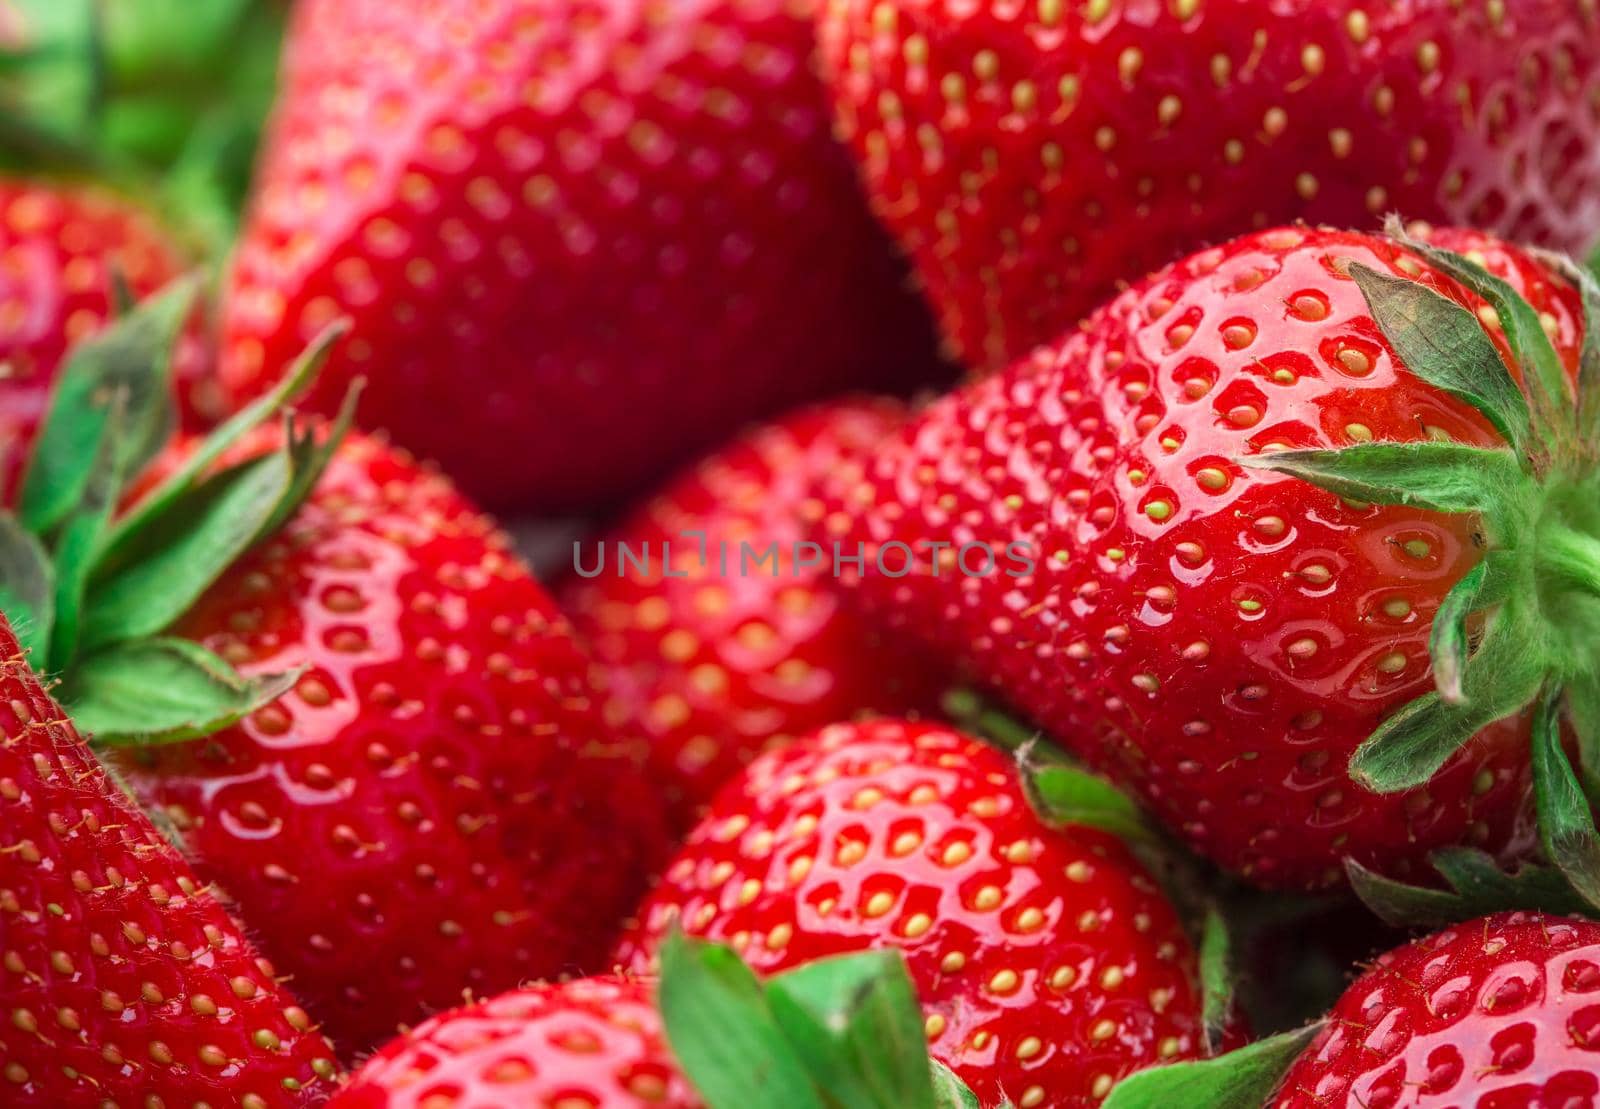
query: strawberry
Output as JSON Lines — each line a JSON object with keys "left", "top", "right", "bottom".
{"left": 0, "top": 287, "right": 667, "bottom": 1056}
{"left": 218, "top": 0, "right": 945, "bottom": 511}
{"left": 1276, "top": 910, "right": 1600, "bottom": 1108}
{"left": 327, "top": 976, "right": 699, "bottom": 1108}
{"left": 1105, "top": 910, "right": 1600, "bottom": 1108}
{"left": 0, "top": 178, "right": 213, "bottom": 499}
{"left": 116, "top": 429, "right": 667, "bottom": 1055}
{"left": 0, "top": 613, "right": 342, "bottom": 1107}
{"left": 561, "top": 399, "right": 947, "bottom": 828}
{"left": 816, "top": 0, "right": 1600, "bottom": 372}
{"left": 616, "top": 717, "right": 1213, "bottom": 1107}
{"left": 821, "top": 223, "right": 1599, "bottom": 891}
{"left": 333, "top": 941, "right": 996, "bottom": 1109}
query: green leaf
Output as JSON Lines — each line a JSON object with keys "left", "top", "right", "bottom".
{"left": 1349, "top": 261, "right": 1533, "bottom": 457}
{"left": 1348, "top": 607, "right": 1548, "bottom": 792}
{"left": 1428, "top": 552, "right": 1517, "bottom": 704}
{"left": 1021, "top": 752, "right": 1156, "bottom": 845}
{"left": 259, "top": 378, "right": 362, "bottom": 540}
{"left": 1566, "top": 679, "right": 1600, "bottom": 808}
{"left": 0, "top": 515, "right": 55, "bottom": 662}
{"left": 1403, "top": 232, "right": 1574, "bottom": 447}
{"left": 1102, "top": 1025, "right": 1321, "bottom": 1109}
{"left": 1198, "top": 908, "right": 1233, "bottom": 1055}
{"left": 82, "top": 450, "right": 292, "bottom": 649}
{"left": 48, "top": 392, "right": 128, "bottom": 672}
{"left": 1348, "top": 847, "right": 1594, "bottom": 927}
{"left": 109, "top": 320, "right": 347, "bottom": 551}
{"left": 930, "top": 1062, "right": 985, "bottom": 1109}
{"left": 1531, "top": 689, "right": 1600, "bottom": 913}
{"left": 59, "top": 637, "right": 297, "bottom": 745}
{"left": 765, "top": 950, "right": 937, "bottom": 1109}
{"left": 18, "top": 276, "right": 195, "bottom": 535}
{"left": 1239, "top": 441, "right": 1529, "bottom": 518}
{"left": 658, "top": 931, "right": 825, "bottom": 1109}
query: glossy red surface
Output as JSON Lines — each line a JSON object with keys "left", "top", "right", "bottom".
{"left": 1276, "top": 911, "right": 1600, "bottom": 1108}
{"left": 220, "top": 0, "right": 944, "bottom": 511}
{"left": 331, "top": 976, "right": 699, "bottom": 1109}
{"left": 118, "top": 432, "right": 665, "bottom": 1056}
{"left": 0, "top": 617, "right": 339, "bottom": 1107}
{"left": 562, "top": 400, "right": 947, "bottom": 828}
{"left": 819, "top": 0, "right": 1600, "bottom": 371}
{"left": 617, "top": 718, "right": 1209, "bottom": 1107}
{"left": 826, "top": 226, "right": 1585, "bottom": 889}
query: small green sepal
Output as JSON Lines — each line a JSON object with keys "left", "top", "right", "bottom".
{"left": 659, "top": 930, "right": 982, "bottom": 1109}
{"left": 1346, "top": 847, "right": 1594, "bottom": 928}
{"left": 1530, "top": 689, "right": 1600, "bottom": 913}
{"left": 1101, "top": 1025, "right": 1321, "bottom": 1109}
{"left": 60, "top": 637, "right": 300, "bottom": 746}
{"left": 1347, "top": 261, "right": 1532, "bottom": 457}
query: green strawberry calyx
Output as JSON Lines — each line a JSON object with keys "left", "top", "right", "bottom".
{"left": 1239, "top": 218, "right": 1600, "bottom": 917}
{"left": 658, "top": 929, "right": 992, "bottom": 1109}
{"left": 0, "top": 274, "right": 354, "bottom": 746}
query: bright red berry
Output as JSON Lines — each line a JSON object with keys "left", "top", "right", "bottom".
{"left": 0, "top": 179, "right": 212, "bottom": 499}
{"left": 220, "top": 0, "right": 944, "bottom": 511}
{"left": 617, "top": 717, "right": 1211, "bottom": 1107}
{"left": 118, "top": 431, "right": 667, "bottom": 1055}
{"left": 561, "top": 400, "right": 946, "bottom": 828}
{"left": 823, "top": 225, "right": 1591, "bottom": 890}
{"left": 816, "top": 0, "right": 1600, "bottom": 371}
{"left": 1274, "top": 910, "right": 1600, "bottom": 1107}
{"left": 329, "top": 976, "right": 698, "bottom": 1108}
{"left": 0, "top": 615, "right": 342, "bottom": 1107}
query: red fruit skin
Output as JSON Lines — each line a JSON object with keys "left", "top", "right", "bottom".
{"left": 616, "top": 718, "right": 1210, "bottom": 1107}
{"left": 329, "top": 976, "right": 700, "bottom": 1109}
{"left": 0, "top": 179, "right": 215, "bottom": 500}
{"left": 0, "top": 616, "right": 340, "bottom": 1107}
{"left": 817, "top": 0, "right": 1600, "bottom": 371}
{"left": 117, "top": 432, "right": 667, "bottom": 1057}
{"left": 220, "top": 0, "right": 946, "bottom": 512}
{"left": 1275, "top": 910, "right": 1600, "bottom": 1108}
{"left": 561, "top": 400, "right": 947, "bottom": 829}
{"left": 823, "top": 226, "right": 1587, "bottom": 890}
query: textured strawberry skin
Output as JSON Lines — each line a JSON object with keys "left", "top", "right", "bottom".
{"left": 1275, "top": 910, "right": 1600, "bottom": 1107}
{"left": 220, "top": 0, "right": 944, "bottom": 511}
{"left": 616, "top": 718, "right": 1209, "bottom": 1107}
{"left": 824, "top": 226, "right": 1587, "bottom": 890}
{"left": 561, "top": 400, "right": 947, "bottom": 829}
{"left": 329, "top": 976, "right": 700, "bottom": 1108}
{"left": 0, "top": 179, "right": 212, "bottom": 500}
{"left": 0, "top": 617, "right": 340, "bottom": 1107}
{"left": 117, "top": 432, "right": 667, "bottom": 1057}
{"left": 817, "top": 0, "right": 1600, "bottom": 371}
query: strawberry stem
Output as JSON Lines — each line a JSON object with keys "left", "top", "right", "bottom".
{"left": 1538, "top": 521, "right": 1600, "bottom": 602}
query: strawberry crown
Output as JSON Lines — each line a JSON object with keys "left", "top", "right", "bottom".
{"left": 657, "top": 930, "right": 988, "bottom": 1109}
{"left": 1091, "top": 230, "right": 1600, "bottom": 1109}
{"left": 0, "top": 276, "right": 354, "bottom": 746}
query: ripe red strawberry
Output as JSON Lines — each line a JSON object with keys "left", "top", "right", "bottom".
{"left": 0, "top": 614, "right": 342, "bottom": 1107}
{"left": 1272, "top": 910, "right": 1600, "bottom": 1108}
{"left": 1102, "top": 909, "right": 1600, "bottom": 1107}
{"left": 115, "top": 429, "right": 667, "bottom": 1055}
{"left": 816, "top": 0, "right": 1600, "bottom": 371}
{"left": 822, "top": 224, "right": 1595, "bottom": 890}
{"left": 561, "top": 399, "right": 946, "bottom": 828}
{"left": 617, "top": 717, "right": 1212, "bottom": 1107}
{"left": 219, "top": 0, "right": 945, "bottom": 512}
{"left": 0, "top": 178, "right": 213, "bottom": 498}
{"left": 328, "top": 976, "right": 698, "bottom": 1108}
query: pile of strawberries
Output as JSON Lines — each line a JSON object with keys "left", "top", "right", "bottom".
{"left": 2, "top": 1, "right": 1600, "bottom": 1106}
